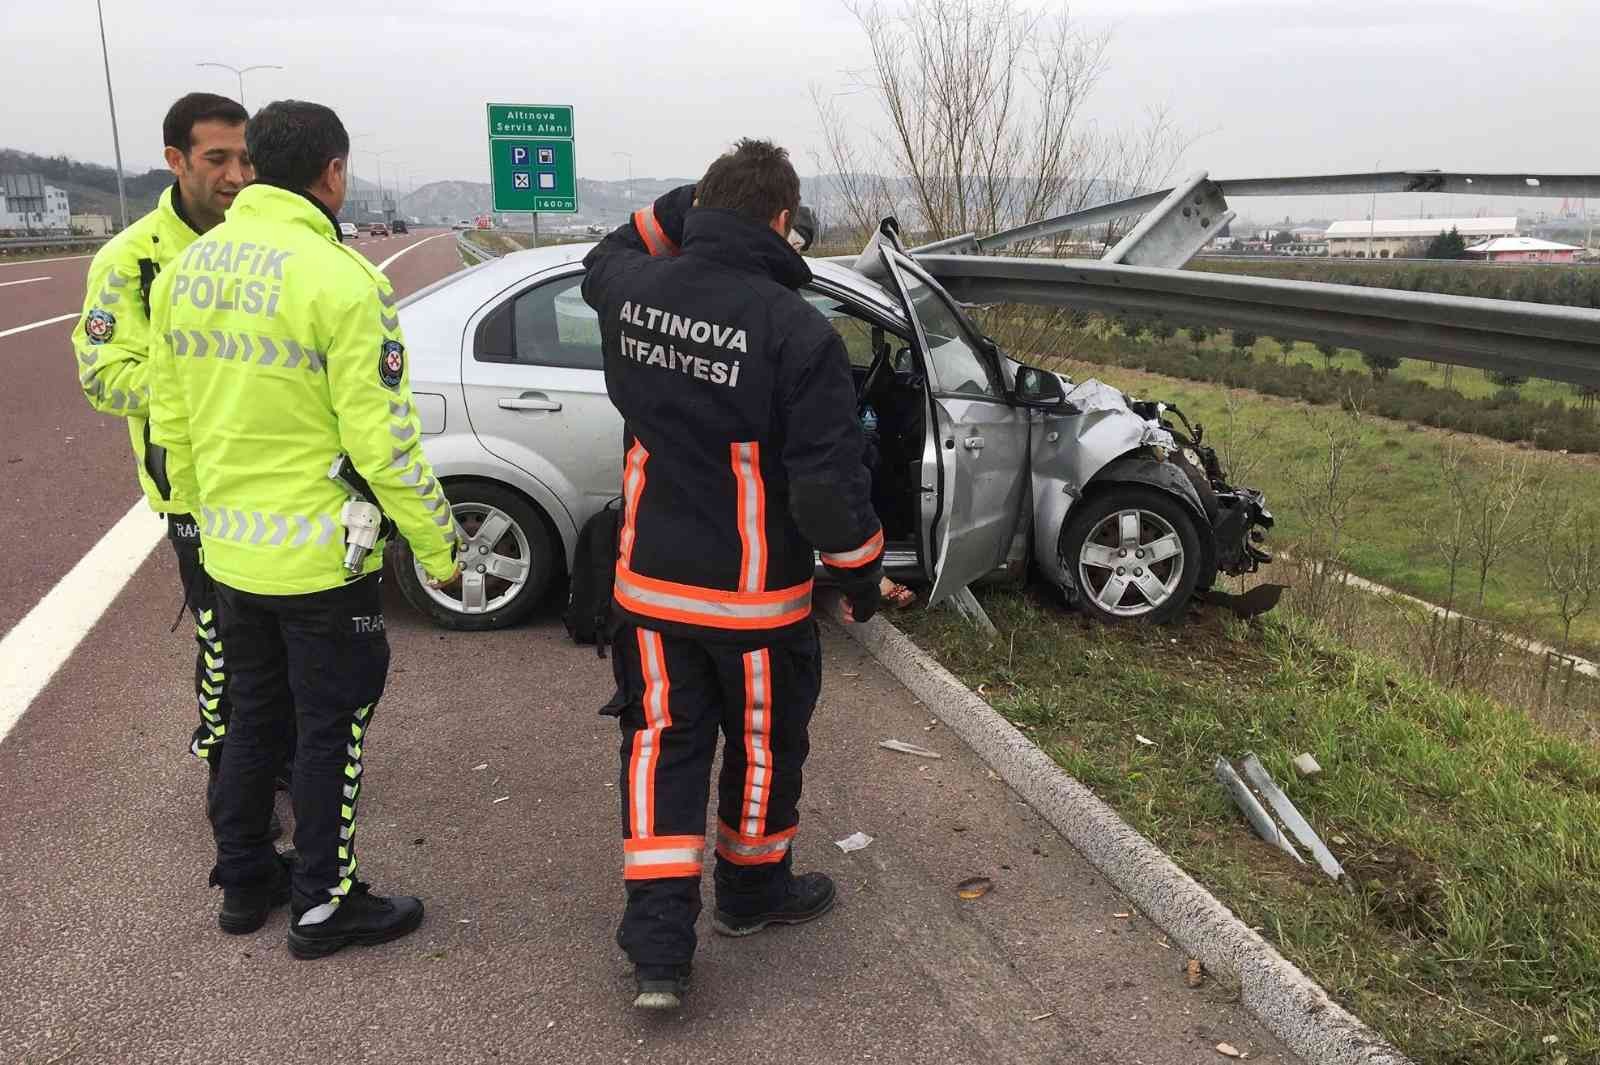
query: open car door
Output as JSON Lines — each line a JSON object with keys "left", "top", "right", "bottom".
{"left": 878, "top": 247, "right": 1028, "bottom": 607}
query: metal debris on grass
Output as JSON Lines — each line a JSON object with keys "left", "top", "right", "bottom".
{"left": 1214, "top": 757, "right": 1303, "bottom": 863}
{"left": 1240, "top": 754, "right": 1347, "bottom": 886}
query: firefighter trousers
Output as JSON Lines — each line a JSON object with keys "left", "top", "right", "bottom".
{"left": 209, "top": 574, "right": 390, "bottom": 919}
{"left": 609, "top": 621, "right": 823, "bottom": 966}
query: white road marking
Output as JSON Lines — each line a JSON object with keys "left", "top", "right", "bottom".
{"left": 377, "top": 231, "right": 448, "bottom": 272}
{"left": 0, "top": 500, "right": 166, "bottom": 747}
{"left": 0, "top": 276, "right": 51, "bottom": 288}
{"left": 0, "top": 313, "right": 76, "bottom": 340}
{"left": 0, "top": 253, "right": 93, "bottom": 268}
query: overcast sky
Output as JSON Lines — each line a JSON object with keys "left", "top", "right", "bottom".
{"left": 7, "top": 0, "right": 1598, "bottom": 222}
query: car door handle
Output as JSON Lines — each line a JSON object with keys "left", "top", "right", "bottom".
{"left": 963, "top": 436, "right": 985, "bottom": 450}
{"left": 498, "top": 392, "right": 563, "bottom": 412}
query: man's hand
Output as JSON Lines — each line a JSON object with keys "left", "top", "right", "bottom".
{"left": 838, "top": 573, "right": 879, "bottom": 625}
{"left": 426, "top": 561, "right": 463, "bottom": 592}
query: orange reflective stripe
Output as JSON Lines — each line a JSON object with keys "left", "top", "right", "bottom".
{"left": 619, "top": 442, "right": 649, "bottom": 568}
{"left": 740, "top": 648, "right": 774, "bottom": 837}
{"left": 627, "top": 629, "right": 673, "bottom": 838}
{"left": 820, "top": 528, "right": 885, "bottom": 569}
{"left": 623, "top": 834, "right": 704, "bottom": 879}
{"left": 731, "top": 442, "right": 768, "bottom": 593}
{"left": 715, "top": 822, "right": 793, "bottom": 866}
{"left": 632, "top": 207, "right": 679, "bottom": 257}
{"left": 614, "top": 567, "right": 813, "bottom": 631}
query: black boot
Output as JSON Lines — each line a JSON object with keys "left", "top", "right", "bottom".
{"left": 286, "top": 884, "right": 424, "bottom": 960}
{"left": 712, "top": 870, "right": 836, "bottom": 937}
{"left": 206, "top": 763, "right": 282, "bottom": 841}
{"left": 218, "top": 849, "right": 296, "bottom": 935}
{"left": 633, "top": 963, "right": 692, "bottom": 1010}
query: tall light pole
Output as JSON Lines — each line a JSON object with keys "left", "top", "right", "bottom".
{"left": 195, "top": 61, "right": 283, "bottom": 110}
{"left": 94, "top": 0, "right": 128, "bottom": 230}
{"left": 371, "top": 149, "right": 397, "bottom": 222}
{"left": 613, "top": 152, "right": 633, "bottom": 216}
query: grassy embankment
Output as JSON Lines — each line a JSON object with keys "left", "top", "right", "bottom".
{"left": 898, "top": 591, "right": 1599, "bottom": 1064}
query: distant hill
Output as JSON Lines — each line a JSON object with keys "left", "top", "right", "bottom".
{"left": 0, "top": 148, "right": 169, "bottom": 220}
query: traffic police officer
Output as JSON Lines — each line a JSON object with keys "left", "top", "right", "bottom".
{"left": 582, "top": 140, "right": 884, "bottom": 1009}
{"left": 147, "top": 99, "right": 460, "bottom": 953}
{"left": 70, "top": 93, "right": 290, "bottom": 828}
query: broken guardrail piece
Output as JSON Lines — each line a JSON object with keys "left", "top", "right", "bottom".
{"left": 1213, "top": 756, "right": 1303, "bottom": 863}
{"left": 1240, "top": 754, "right": 1349, "bottom": 889}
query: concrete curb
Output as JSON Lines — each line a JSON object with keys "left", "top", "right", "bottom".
{"left": 844, "top": 614, "right": 1412, "bottom": 1065}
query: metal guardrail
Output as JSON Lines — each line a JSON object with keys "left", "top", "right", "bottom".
{"left": 920, "top": 254, "right": 1600, "bottom": 388}
{"left": 0, "top": 235, "right": 110, "bottom": 254}
{"left": 456, "top": 230, "right": 500, "bottom": 263}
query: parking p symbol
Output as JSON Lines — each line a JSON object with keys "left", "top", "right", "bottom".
{"left": 511, "top": 147, "right": 529, "bottom": 165}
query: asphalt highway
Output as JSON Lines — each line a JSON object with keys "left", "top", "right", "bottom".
{"left": 0, "top": 227, "right": 1296, "bottom": 1064}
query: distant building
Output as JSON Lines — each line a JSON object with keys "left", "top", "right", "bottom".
{"left": 1463, "top": 236, "right": 1581, "bottom": 264}
{"left": 1323, "top": 217, "right": 1517, "bottom": 259}
{"left": 71, "top": 213, "right": 114, "bottom": 236}
{"left": 0, "top": 174, "right": 71, "bottom": 234}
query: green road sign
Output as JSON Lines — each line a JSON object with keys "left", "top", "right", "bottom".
{"left": 487, "top": 104, "right": 577, "bottom": 214}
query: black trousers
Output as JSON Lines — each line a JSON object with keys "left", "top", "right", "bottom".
{"left": 609, "top": 622, "right": 822, "bottom": 966}
{"left": 209, "top": 574, "right": 390, "bottom": 918}
{"left": 169, "top": 515, "right": 230, "bottom": 764}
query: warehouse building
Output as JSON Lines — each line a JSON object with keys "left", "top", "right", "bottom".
{"left": 1323, "top": 217, "right": 1517, "bottom": 258}
{"left": 0, "top": 174, "right": 71, "bottom": 234}
{"left": 1464, "top": 236, "right": 1582, "bottom": 264}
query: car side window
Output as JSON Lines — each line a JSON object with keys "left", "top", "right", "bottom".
{"left": 802, "top": 289, "right": 885, "bottom": 369}
{"left": 900, "top": 272, "right": 999, "bottom": 398}
{"left": 474, "top": 275, "right": 602, "bottom": 370}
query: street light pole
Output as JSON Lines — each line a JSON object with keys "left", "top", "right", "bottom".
{"left": 195, "top": 61, "right": 284, "bottom": 111}
{"left": 94, "top": 0, "right": 128, "bottom": 230}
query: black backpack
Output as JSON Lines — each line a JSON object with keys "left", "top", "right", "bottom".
{"left": 564, "top": 497, "right": 623, "bottom": 653}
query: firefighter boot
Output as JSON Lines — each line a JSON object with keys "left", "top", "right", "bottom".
{"left": 218, "top": 849, "right": 296, "bottom": 935}
{"left": 287, "top": 884, "right": 425, "bottom": 960}
{"left": 633, "top": 962, "right": 693, "bottom": 1010}
{"left": 712, "top": 869, "right": 837, "bottom": 937}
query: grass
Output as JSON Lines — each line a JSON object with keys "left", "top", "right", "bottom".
{"left": 1041, "top": 356, "right": 1600, "bottom": 661}
{"left": 897, "top": 589, "right": 1600, "bottom": 1064}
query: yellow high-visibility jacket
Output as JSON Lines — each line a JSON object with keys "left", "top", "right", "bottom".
{"left": 71, "top": 184, "right": 201, "bottom": 513}
{"left": 148, "top": 182, "right": 458, "bottom": 594}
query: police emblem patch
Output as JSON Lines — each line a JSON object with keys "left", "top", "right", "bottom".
{"left": 379, "top": 339, "right": 405, "bottom": 388}
{"left": 85, "top": 308, "right": 116, "bottom": 345}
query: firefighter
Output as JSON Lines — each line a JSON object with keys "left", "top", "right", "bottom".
{"left": 70, "top": 93, "right": 295, "bottom": 833}
{"left": 147, "top": 99, "right": 461, "bottom": 952}
{"left": 582, "top": 140, "right": 884, "bottom": 1009}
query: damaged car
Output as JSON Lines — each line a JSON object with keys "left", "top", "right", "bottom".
{"left": 390, "top": 221, "right": 1271, "bottom": 629}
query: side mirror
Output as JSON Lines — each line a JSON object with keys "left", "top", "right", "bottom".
{"left": 1013, "top": 366, "right": 1072, "bottom": 409}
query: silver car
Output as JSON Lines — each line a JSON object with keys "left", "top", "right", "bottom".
{"left": 390, "top": 238, "right": 1271, "bottom": 629}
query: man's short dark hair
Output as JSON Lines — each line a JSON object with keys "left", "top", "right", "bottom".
{"left": 246, "top": 100, "right": 350, "bottom": 190}
{"left": 163, "top": 93, "right": 248, "bottom": 155}
{"left": 696, "top": 139, "right": 801, "bottom": 227}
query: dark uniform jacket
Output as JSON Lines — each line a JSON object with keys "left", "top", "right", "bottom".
{"left": 582, "top": 186, "right": 883, "bottom": 644}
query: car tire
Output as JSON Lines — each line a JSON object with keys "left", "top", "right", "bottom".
{"left": 1059, "top": 486, "right": 1202, "bottom": 625}
{"left": 393, "top": 481, "right": 557, "bottom": 631}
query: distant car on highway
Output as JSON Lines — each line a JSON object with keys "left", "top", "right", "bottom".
{"left": 453, "top": 219, "right": 471, "bottom": 230}
{"left": 369, "top": 221, "right": 390, "bottom": 237}
{"left": 338, "top": 221, "right": 358, "bottom": 240}
{"left": 391, "top": 219, "right": 409, "bottom": 234}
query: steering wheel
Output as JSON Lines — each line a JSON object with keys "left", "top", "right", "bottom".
{"left": 858, "top": 327, "right": 892, "bottom": 413}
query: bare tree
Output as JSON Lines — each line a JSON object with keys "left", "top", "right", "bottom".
{"left": 1539, "top": 502, "right": 1600, "bottom": 656}
{"left": 1286, "top": 401, "right": 1374, "bottom": 626}
{"left": 1466, "top": 451, "right": 1546, "bottom": 610}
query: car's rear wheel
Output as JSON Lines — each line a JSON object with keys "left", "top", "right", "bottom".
{"left": 1059, "top": 486, "right": 1202, "bottom": 624}
{"left": 393, "top": 482, "right": 556, "bottom": 630}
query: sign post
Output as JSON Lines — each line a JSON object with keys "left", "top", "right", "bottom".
{"left": 487, "top": 104, "right": 578, "bottom": 238}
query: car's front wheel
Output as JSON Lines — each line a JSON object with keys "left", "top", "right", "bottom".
{"left": 1059, "top": 486, "right": 1202, "bottom": 624}
{"left": 393, "top": 481, "right": 557, "bottom": 630}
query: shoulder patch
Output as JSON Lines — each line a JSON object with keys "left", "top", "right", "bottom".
{"left": 85, "top": 308, "right": 116, "bottom": 344}
{"left": 379, "top": 339, "right": 405, "bottom": 388}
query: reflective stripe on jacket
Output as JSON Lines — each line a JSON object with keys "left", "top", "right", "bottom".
{"left": 148, "top": 183, "right": 458, "bottom": 595}
{"left": 71, "top": 184, "right": 200, "bottom": 513}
